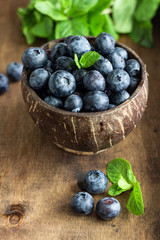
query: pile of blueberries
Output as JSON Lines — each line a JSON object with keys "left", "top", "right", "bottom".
{"left": 0, "top": 62, "right": 23, "bottom": 95}
{"left": 71, "top": 170, "right": 121, "bottom": 220}
{"left": 22, "top": 32, "right": 141, "bottom": 112}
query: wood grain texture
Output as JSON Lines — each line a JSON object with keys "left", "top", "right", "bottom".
{"left": 0, "top": 1, "right": 160, "bottom": 239}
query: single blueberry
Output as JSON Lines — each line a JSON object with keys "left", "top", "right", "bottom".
{"left": 50, "top": 43, "right": 68, "bottom": 62}
{"left": 110, "top": 90, "right": 130, "bottom": 105}
{"left": 48, "top": 70, "right": 76, "bottom": 98}
{"left": 44, "top": 95, "right": 63, "bottom": 108}
{"left": 64, "top": 94, "right": 83, "bottom": 112}
{"left": 29, "top": 68, "right": 50, "bottom": 90}
{"left": 83, "top": 70, "right": 106, "bottom": 91}
{"left": 72, "top": 69, "right": 87, "bottom": 90}
{"left": 84, "top": 170, "right": 108, "bottom": 194}
{"left": 92, "top": 58, "right": 113, "bottom": 77}
{"left": 45, "top": 60, "right": 55, "bottom": 74}
{"left": 83, "top": 91, "right": 109, "bottom": 112}
{"left": 127, "top": 77, "right": 140, "bottom": 94}
{"left": 0, "top": 74, "right": 9, "bottom": 95}
{"left": 94, "top": 32, "right": 115, "bottom": 57}
{"left": 108, "top": 52, "right": 125, "bottom": 69}
{"left": 96, "top": 197, "right": 121, "bottom": 220}
{"left": 107, "top": 69, "right": 130, "bottom": 92}
{"left": 67, "top": 36, "right": 91, "bottom": 58}
{"left": 114, "top": 47, "right": 128, "bottom": 60}
{"left": 64, "top": 35, "right": 75, "bottom": 44}
{"left": 71, "top": 192, "right": 94, "bottom": 215}
{"left": 56, "top": 56, "right": 76, "bottom": 72}
{"left": 22, "top": 47, "right": 48, "bottom": 70}
{"left": 125, "top": 59, "right": 140, "bottom": 77}
{"left": 108, "top": 104, "right": 117, "bottom": 109}
{"left": 6, "top": 62, "right": 23, "bottom": 82}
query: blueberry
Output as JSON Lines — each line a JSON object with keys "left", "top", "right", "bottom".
{"left": 71, "top": 192, "right": 94, "bottom": 215}
{"left": 84, "top": 170, "right": 108, "bottom": 194}
{"left": 127, "top": 77, "right": 140, "bottom": 94}
{"left": 83, "top": 70, "right": 106, "bottom": 91}
{"left": 64, "top": 35, "right": 75, "bottom": 44}
{"left": 64, "top": 94, "right": 83, "bottom": 112}
{"left": 96, "top": 197, "right": 121, "bottom": 220}
{"left": 50, "top": 43, "right": 68, "bottom": 62}
{"left": 114, "top": 47, "right": 128, "bottom": 60}
{"left": 56, "top": 56, "right": 76, "bottom": 72}
{"left": 22, "top": 47, "right": 48, "bottom": 70}
{"left": 0, "top": 74, "right": 9, "bottom": 95}
{"left": 44, "top": 96, "right": 63, "bottom": 108}
{"left": 84, "top": 91, "right": 109, "bottom": 112}
{"left": 29, "top": 68, "right": 50, "bottom": 90}
{"left": 108, "top": 104, "right": 117, "bottom": 109}
{"left": 110, "top": 90, "right": 130, "bottom": 105}
{"left": 67, "top": 36, "right": 91, "bottom": 58}
{"left": 125, "top": 59, "right": 140, "bottom": 77}
{"left": 108, "top": 52, "right": 125, "bottom": 69}
{"left": 94, "top": 32, "right": 115, "bottom": 57}
{"left": 48, "top": 70, "right": 76, "bottom": 98}
{"left": 45, "top": 60, "right": 55, "bottom": 74}
{"left": 6, "top": 62, "right": 23, "bottom": 82}
{"left": 107, "top": 69, "right": 130, "bottom": 92}
{"left": 72, "top": 69, "right": 87, "bottom": 90}
{"left": 92, "top": 58, "right": 113, "bottom": 77}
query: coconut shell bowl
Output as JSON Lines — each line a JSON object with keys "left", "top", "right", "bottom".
{"left": 21, "top": 37, "right": 148, "bottom": 155}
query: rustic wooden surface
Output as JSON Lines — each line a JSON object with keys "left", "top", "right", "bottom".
{"left": 0, "top": 1, "right": 160, "bottom": 239}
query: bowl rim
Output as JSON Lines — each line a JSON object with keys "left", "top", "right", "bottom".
{"left": 22, "top": 36, "right": 147, "bottom": 118}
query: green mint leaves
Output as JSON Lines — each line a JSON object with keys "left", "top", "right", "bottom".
{"left": 17, "top": 0, "right": 160, "bottom": 47}
{"left": 107, "top": 158, "right": 144, "bottom": 215}
{"left": 74, "top": 51, "right": 100, "bottom": 69}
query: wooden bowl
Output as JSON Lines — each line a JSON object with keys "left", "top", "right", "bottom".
{"left": 21, "top": 37, "right": 148, "bottom": 155}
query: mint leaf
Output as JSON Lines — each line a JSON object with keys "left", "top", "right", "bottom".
{"left": 33, "top": 10, "right": 42, "bottom": 22}
{"left": 90, "top": 0, "right": 112, "bottom": 12}
{"left": 134, "top": 0, "right": 160, "bottom": 22}
{"left": 113, "top": 0, "right": 137, "bottom": 33}
{"left": 74, "top": 54, "right": 81, "bottom": 69}
{"left": 88, "top": 12, "right": 105, "bottom": 36}
{"left": 117, "top": 175, "right": 132, "bottom": 190}
{"left": 35, "top": 1, "right": 67, "bottom": 21}
{"left": 126, "top": 182, "right": 144, "bottom": 215}
{"left": 103, "top": 14, "right": 119, "bottom": 41}
{"left": 130, "top": 20, "right": 153, "bottom": 48}
{"left": 31, "top": 16, "right": 53, "bottom": 38}
{"left": 67, "top": 0, "right": 98, "bottom": 17}
{"left": 79, "top": 51, "right": 100, "bottom": 68}
{"left": 23, "top": 26, "right": 36, "bottom": 44}
{"left": 55, "top": 15, "right": 89, "bottom": 39}
{"left": 108, "top": 184, "right": 126, "bottom": 196}
{"left": 127, "top": 169, "right": 137, "bottom": 185}
{"left": 106, "top": 158, "right": 134, "bottom": 184}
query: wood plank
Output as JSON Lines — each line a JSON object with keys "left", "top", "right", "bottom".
{"left": 0, "top": 1, "right": 160, "bottom": 239}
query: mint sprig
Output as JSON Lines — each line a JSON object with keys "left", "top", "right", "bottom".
{"left": 74, "top": 51, "right": 100, "bottom": 69}
{"left": 106, "top": 158, "right": 144, "bottom": 215}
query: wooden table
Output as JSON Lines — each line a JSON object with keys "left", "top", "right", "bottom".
{"left": 0, "top": 1, "right": 160, "bottom": 239}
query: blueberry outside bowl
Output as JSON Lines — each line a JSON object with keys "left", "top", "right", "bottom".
{"left": 21, "top": 37, "right": 148, "bottom": 155}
